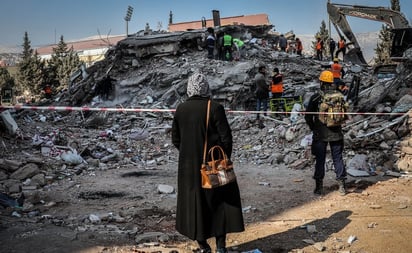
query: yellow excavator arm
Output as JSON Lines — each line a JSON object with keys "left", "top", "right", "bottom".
{"left": 327, "top": 2, "right": 411, "bottom": 64}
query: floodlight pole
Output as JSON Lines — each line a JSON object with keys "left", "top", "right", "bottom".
{"left": 328, "top": 0, "right": 331, "bottom": 39}
{"left": 126, "top": 21, "right": 129, "bottom": 37}
{"left": 124, "top": 5, "right": 133, "bottom": 37}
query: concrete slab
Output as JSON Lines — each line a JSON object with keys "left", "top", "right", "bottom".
{"left": 347, "top": 168, "right": 370, "bottom": 177}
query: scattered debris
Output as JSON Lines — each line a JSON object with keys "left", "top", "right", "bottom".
{"left": 1, "top": 23, "right": 412, "bottom": 252}
{"left": 347, "top": 235, "right": 357, "bottom": 244}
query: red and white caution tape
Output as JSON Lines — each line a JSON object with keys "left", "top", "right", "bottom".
{"left": 0, "top": 105, "right": 409, "bottom": 116}
{"left": 0, "top": 105, "right": 175, "bottom": 113}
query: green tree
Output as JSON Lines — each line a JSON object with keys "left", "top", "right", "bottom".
{"left": 16, "top": 32, "right": 44, "bottom": 96}
{"left": 312, "top": 20, "right": 329, "bottom": 55}
{"left": 0, "top": 67, "right": 15, "bottom": 90}
{"left": 374, "top": 0, "right": 401, "bottom": 64}
{"left": 47, "top": 35, "right": 81, "bottom": 90}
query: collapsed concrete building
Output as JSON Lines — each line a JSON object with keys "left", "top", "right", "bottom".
{"left": 2, "top": 24, "right": 412, "bottom": 178}
{"left": 1, "top": 23, "right": 412, "bottom": 252}
{"left": 1, "top": 24, "right": 412, "bottom": 186}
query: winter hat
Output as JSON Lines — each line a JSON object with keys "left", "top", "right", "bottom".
{"left": 187, "top": 73, "right": 210, "bottom": 97}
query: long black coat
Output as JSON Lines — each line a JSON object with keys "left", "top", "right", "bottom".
{"left": 171, "top": 96, "right": 244, "bottom": 241}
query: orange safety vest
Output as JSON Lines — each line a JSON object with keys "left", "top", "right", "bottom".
{"left": 271, "top": 74, "right": 284, "bottom": 93}
{"left": 338, "top": 40, "right": 345, "bottom": 49}
{"left": 331, "top": 63, "right": 342, "bottom": 78}
{"left": 316, "top": 41, "right": 322, "bottom": 50}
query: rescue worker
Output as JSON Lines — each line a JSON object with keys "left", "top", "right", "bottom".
{"left": 254, "top": 65, "right": 269, "bottom": 128}
{"left": 315, "top": 37, "right": 324, "bottom": 61}
{"left": 329, "top": 38, "right": 336, "bottom": 61}
{"left": 206, "top": 27, "right": 216, "bottom": 59}
{"left": 335, "top": 37, "right": 346, "bottom": 60}
{"left": 44, "top": 85, "right": 52, "bottom": 99}
{"left": 233, "top": 38, "right": 245, "bottom": 61}
{"left": 216, "top": 31, "right": 224, "bottom": 60}
{"left": 330, "top": 58, "right": 345, "bottom": 84}
{"left": 304, "top": 70, "right": 347, "bottom": 196}
{"left": 271, "top": 68, "right": 283, "bottom": 99}
{"left": 295, "top": 38, "right": 303, "bottom": 56}
{"left": 278, "top": 34, "right": 287, "bottom": 52}
{"left": 286, "top": 39, "right": 295, "bottom": 54}
{"left": 270, "top": 67, "right": 284, "bottom": 114}
{"left": 222, "top": 31, "right": 234, "bottom": 61}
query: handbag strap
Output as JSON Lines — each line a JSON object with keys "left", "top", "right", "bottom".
{"left": 202, "top": 100, "right": 211, "bottom": 164}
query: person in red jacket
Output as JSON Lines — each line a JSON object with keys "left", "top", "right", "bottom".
{"left": 335, "top": 37, "right": 346, "bottom": 60}
{"left": 44, "top": 85, "right": 52, "bottom": 99}
{"left": 330, "top": 58, "right": 345, "bottom": 84}
{"left": 295, "top": 38, "right": 303, "bottom": 56}
{"left": 315, "top": 37, "right": 324, "bottom": 61}
{"left": 271, "top": 67, "right": 283, "bottom": 99}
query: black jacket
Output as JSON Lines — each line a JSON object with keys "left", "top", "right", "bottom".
{"left": 305, "top": 89, "right": 344, "bottom": 142}
{"left": 172, "top": 96, "right": 244, "bottom": 240}
{"left": 254, "top": 72, "right": 269, "bottom": 99}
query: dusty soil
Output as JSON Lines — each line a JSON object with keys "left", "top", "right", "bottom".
{"left": 1, "top": 158, "right": 411, "bottom": 253}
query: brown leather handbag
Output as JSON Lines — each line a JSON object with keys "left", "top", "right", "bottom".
{"left": 200, "top": 100, "right": 237, "bottom": 189}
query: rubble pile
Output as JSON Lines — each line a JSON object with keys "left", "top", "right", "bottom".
{"left": 1, "top": 25, "right": 412, "bottom": 248}
{"left": 2, "top": 25, "right": 412, "bottom": 186}
{"left": 397, "top": 110, "right": 412, "bottom": 171}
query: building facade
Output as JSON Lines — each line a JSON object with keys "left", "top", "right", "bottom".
{"left": 36, "top": 35, "right": 125, "bottom": 66}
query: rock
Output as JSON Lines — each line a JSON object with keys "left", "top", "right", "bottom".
{"left": 31, "top": 174, "right": 46, "bottom": 187}
{"left": 289, "top": 158, "right": 309, "bottom": 170}
{"left": 135, "top": 231, "right": 166, "bottom": 244}
{"left": 306, "top": 225, "right": 317, "bottom": 233}
{"left": 347, "top": 235, "right": 357, "bottom": 244}
{"left": 385, "top": 170, "right": 401, "bottom": 177}
{"left": 0, "top": 170, "right": 8, "bottom": 180}
{"left": 347, "top": 169, "right": 370, "bottom": 177}
{"left": 0, "top": 159, "right": 23, "bottom": 172}
{"left": 158, "top": 184, "right": 174, "bottom": 194}
{"left": 347, "top": 154, "right": 369, "bottom": 171}
{"left": 89, "top": 214, "right": 101, "bottom": 223}
{"left": 0, "top": 110, "right": 19, "bottom": 135}
{"left": 313, "top": 242, "right": 325, "bottom": 251}
{"left": 369, "top": 205, "right": 382, "bottom": 209}
{"left": 10, "top": 163, "right": 39, "bottom": 181}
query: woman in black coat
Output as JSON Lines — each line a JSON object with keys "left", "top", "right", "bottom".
{"left": 171, "top": 73, "right": 244, "bottom": 253}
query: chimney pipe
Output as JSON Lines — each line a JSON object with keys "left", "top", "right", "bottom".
{"left": 212, "top": 10, "right": 221, "bottom": 27}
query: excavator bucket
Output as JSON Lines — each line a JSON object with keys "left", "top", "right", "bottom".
{"left": 344, "top": 48, "right": 367, "bottom": 65}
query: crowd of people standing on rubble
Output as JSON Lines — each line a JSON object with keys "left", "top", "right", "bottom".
{"left": 206, "top": 27, "right": 349, "bottom": 63}
{"left": 205, "top": 28, "right": 308, "bottom": 61}
{"left": 206, "top": 28, "right": 246, "bottom": 61}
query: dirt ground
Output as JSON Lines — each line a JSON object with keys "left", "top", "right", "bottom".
{"left": 1, "top": 157, "right": 411, "bottom": 253}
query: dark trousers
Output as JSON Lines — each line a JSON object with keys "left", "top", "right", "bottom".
{"left": 256, "top": 98, "right": 268, "bottom": 119}
{"left": 223, "top": 46, "right": 232, "bottom": 61}
{"left": 207, "top": 46, "right": 214, "bottom": 59}
{"left": 312, "top": 139, "right": 346, "bottom": 180}
{"left": 330, "top": 49, "right": 335, "bottom": 60}
{"left": 316, "top": 50, "right": 323, "bottom": 61}
{"left": 336, "top": 48, "right": 346, "bottom": 59}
